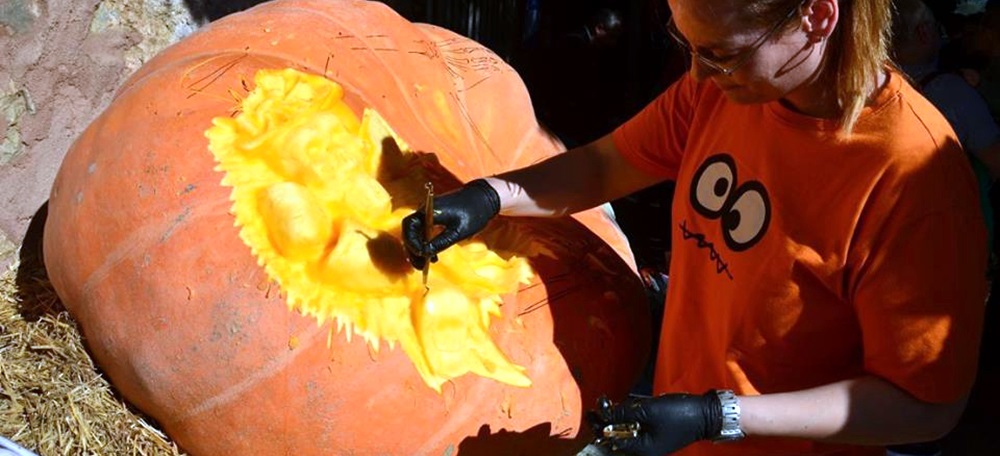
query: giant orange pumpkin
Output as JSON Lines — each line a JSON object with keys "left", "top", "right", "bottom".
{"left": 42, "top": 0, "right": 651, "bottom": 454}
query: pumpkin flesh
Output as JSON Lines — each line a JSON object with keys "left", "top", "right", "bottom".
{"left": 207, "top": 67, "right": 535, "bottom": 391}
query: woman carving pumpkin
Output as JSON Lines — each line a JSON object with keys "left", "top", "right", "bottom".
{"left": 403, "top": 0, "right": 989, "bottom": 454}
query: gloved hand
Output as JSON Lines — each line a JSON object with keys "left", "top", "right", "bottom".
{"left": 587, "top": 392, "right": 723, "bottom": 456}
{"left": 402, "top": 179, "right": 501, "bottom": 270}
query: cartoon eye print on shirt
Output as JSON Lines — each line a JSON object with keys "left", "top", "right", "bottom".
{"left": 689, "top": 154, "right": 771, "bottom": 252}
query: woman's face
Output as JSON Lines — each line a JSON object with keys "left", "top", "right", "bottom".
{"left": 667, "top": 0, "right": 830, "bottom": 106}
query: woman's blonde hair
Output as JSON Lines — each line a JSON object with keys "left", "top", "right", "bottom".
{"left": 748, "top": 0, "right": 894, "bottom": 133}
{"left": 832, "top": 0, "right": 893, "bottom": 133}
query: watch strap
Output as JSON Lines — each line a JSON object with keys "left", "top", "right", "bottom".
{"left": 711, "top": 389, "right": 746, "bottom": 442}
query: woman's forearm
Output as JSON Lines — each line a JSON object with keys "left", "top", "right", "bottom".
{"left": 739, "top": 376, "right": 968, "bottom": 445}
{"left": 486, "top": 134, "right": 662, "bottom": 217}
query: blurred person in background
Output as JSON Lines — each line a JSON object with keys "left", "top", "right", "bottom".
{"left": 893, "top": 0, "right": 1000, "bottom": 180}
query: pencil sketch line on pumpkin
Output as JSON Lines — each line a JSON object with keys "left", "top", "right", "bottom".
{"left": 433, "top": 38, "right": 469, "bottom": 61}
{"left": 518, "top": 297, "right": 551, "bottom": 316}
{"left": 183, "top": 54, "right": 245, "bottom": 90}
{"left": 545, "top": 287, "right": 578, "bottom": 305}
{"left": 543, "top": 272, "right": 574, "bottom": 284}
{"left": 518, "top": 281, "right": 545, "bottom": 293}
{"left": 449, "top": 92, "right": 496, "bottom": 168}
{"left": 176, "top": 320, "right": 329, "bottom": 421}
{"left": 433, "top": 37, "right": 466, "bottom": 49}
{"left": 517, "top": 272, "right": 581, "bottom": 292}
{"left": 323, "top": 52, "right": 334, "bottom": 76}
{"left": 436, "top": 40, "right": 482, "bottom": 53}
{"left": 508, "top": 112, "right": 536, "bottom": 168}
{"left": 519, "top": 286, "right": 576, "bottom": 317}
{"left": 442, "top": 48, "right": 505, "bottom": 76}
{"left": 80, "top": 197, "right": 231, "bottom": 298}
{"left": 182, "top": 53, "right": 249, "bottom": 98}
{"left": 406, "top": 40, "right": 440, "bottom": 60}
{"left": 457, "top": 75, "right": 491, "bottom": 93}
{"left": 443, "top": 53, "right": 502, "bottom": 75}
{"left": 316, "top": 13, "right": 430, "bottom": 141}
{"left": 351, "top": 47, "right": 398, "bottom": 52}
{"left": 442, "top": 62, "right": 461, "bottom": 80}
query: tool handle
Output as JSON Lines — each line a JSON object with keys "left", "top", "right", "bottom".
{"left": 422, "top": 182, "right": 434, "bottom": 285}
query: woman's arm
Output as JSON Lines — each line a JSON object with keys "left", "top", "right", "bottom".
{"left": 741, "top": 375, "right": 968, "bottom": 445}
{"left": 595, "top": 375, "right": 970, "bottom": 456}
{"left": 486, "top": 133, "right": 664, "bottom": 217}
{"left": 401, "top": 132, "right": 664, "bottom": 264}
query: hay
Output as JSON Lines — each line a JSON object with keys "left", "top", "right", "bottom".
{"left": 0, "top": 257, "right": 185, "bottom": 456}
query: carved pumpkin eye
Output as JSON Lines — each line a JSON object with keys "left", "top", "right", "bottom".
{"left": 691, "top": 154, "right": 736, "bottom": 217}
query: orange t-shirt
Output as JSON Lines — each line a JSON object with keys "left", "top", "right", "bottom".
{"left": 612, "top": 70, "right": 988, "bottom": 456}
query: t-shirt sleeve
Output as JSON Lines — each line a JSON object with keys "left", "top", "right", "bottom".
{"left": 852, "top": 174, "right": 988, "bottom": 404}
{"left": 611, "top": 73, "right": 699, "bottom": 180}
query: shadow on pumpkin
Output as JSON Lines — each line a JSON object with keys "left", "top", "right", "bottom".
{"left": 456, "top": 423, "right": 589, "bottom": 456}
{"left": 377, "top": 136, "right": 463, "bottom": 211}
{"left": 513, "top": 217, "right": 653, "bottom": 410}
{"left": 371, "top": 136, "right": 651, "bottom": 453}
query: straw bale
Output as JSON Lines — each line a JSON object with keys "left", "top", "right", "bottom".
{"left": 0, "top": 258, "right": 185, "bottom": 456}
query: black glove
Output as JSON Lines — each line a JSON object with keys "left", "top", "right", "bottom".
{"left": 401, "top": 179, "right": 501, "bottom": 270}
{"left": 588, "top": 392, "right": 723, "bottom": 456}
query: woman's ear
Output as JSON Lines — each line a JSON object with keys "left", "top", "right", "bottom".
{"left": 801, "top": 0, "right": 838, "bottom": 43}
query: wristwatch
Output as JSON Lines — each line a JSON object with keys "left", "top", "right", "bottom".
{"left": 711, "top": 389, "right": 746, "bottom": 443}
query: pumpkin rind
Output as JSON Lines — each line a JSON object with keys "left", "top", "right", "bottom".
{"left": 42, "top": 1, "right": 650, "bottom": 454}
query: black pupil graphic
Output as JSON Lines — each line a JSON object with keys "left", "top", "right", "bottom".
{"left": 723, "top": 210, "right": 741, "bottom": 230}
{"left": 715, "top": 178, "right": 730, "bottom": 197}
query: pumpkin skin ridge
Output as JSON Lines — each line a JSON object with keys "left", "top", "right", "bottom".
{"left": 446, "top": 90, "right": 493, "bottom": 173}
{"left": 502, "top": 113, "right": 545, "bottom": 171}
{"left": 173, "top": 316, "right": 330, "bottom": 422}
{"left": 79, "top": 197, "right": 232, "bottom": 298}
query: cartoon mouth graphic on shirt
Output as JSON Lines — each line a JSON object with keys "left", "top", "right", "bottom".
{"left": 681, "top": 153, "right": 771, "bottom": 280}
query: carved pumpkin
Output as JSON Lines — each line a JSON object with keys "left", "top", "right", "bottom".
{"left": 42, "top": 0, "right": 650, "bottom": 454}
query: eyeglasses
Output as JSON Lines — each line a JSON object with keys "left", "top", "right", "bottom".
{"left": 666, "top": 1, "right": 804, "bottom": 76}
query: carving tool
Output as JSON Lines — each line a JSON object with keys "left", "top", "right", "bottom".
{"left": 422, "top": 182, "right": 434, "bottom": 291}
